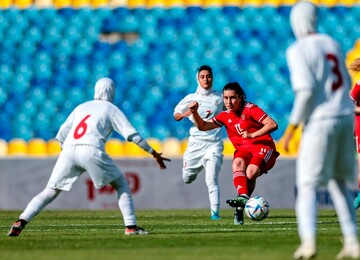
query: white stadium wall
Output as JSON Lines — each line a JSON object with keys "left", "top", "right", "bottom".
{"left": 0, "top": 158, "right": 358, "bottom": 210}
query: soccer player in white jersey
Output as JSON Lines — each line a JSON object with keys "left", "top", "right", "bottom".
{"left": 8, "top": 77, "right": 170, "bottom": 237}
{"left": 282, "top": 2, "right": 359, "bottom": 259}
{"left": 174, "top": 65, "right": 224, "bottom": 221}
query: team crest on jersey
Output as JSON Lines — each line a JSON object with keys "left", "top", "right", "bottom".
{"left": 241, "top": 113, "right": 245, "bottom": 120}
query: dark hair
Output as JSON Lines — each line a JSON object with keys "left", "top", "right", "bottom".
{"left": 197, "top": 65, "right": 213, "bottom": 77}
{"left": 223, "top": 82, "right": 246, "bottom": 101}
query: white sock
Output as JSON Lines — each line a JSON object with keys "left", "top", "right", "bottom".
{"left": 111, "top": 175, "right": 137, "bottom": 226}
{"left": 295, "top": 183, "right": 317, "bottom": 245}
{"left": 205, "top": 160, "right": 220, "bottom": 214}
{"left": 19, "top": 187, "right": 61, "bottom": 222}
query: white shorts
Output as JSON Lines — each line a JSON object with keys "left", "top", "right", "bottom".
{"left": 182, "top": 140, "right": 223, "bottom": 178}
{"left": 47, "top": 145, "right": 122, "bottom": 191}
{"left": 297, "top": 116, "right": 355, "bottom": 187}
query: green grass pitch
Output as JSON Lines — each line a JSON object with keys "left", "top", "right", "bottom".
{"left": 1, "top": 209, "right": 358, "bottom": 260}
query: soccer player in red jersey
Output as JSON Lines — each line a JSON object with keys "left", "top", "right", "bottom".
{"left": 188, "top": 81, "right": 279, "bottom": 224}
{"left": 349, "top": 57, "right": 360, "bottom": 210}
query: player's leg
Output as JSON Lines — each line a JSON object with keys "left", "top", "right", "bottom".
{"left": 354, "top": 122, "right": 360, "bottom": 209}
{"left": 8, "top": 187, "right": 61, "bottom": 236}
{"left": 328, "top": 179, "right": 360, "bottom": 259}
{"left": 226, "top": 149, "right": 250, "bottom": 208}
{"left": 181, "top": 141, "right": 204, "bottom": 184}
{"left": 332, "top": 117, "right": 359, "bottom": 258}
{"left": 8, "top": 151, "right": 78, "bottom": 237}
{"left": 110, "top": 175, "right": 147, "bottom": 235}
{"left": 355, "top": 170, "right": 360, "bottom": 209}
{"left": 204, "top": 159, "right": 221, "bottom": 220}
{"left": 293, "top": 122, "right": 327, "bottom": 259}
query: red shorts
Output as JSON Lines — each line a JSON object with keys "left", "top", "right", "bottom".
{"left": 234, "top": 144, "right": 279, "bottom": 174}
{"left": 355, "top": 116, "right": 360, "bottom": 153}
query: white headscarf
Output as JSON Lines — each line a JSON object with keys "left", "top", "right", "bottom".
{"left": 290, "top": 1, "right": 317, "bottom": 39}
{"left": 94, "top": 77, "right": 115, "bottom": 102}
{"left": 195, "top": 69, "right": 214, "bottom": 96}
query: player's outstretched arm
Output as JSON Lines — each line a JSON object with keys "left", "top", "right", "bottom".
{"left": 188, "top": 101, "right": 219, "bottom": 131}
{"left": 151, "top": 150, "right": 171, "bottom": 170}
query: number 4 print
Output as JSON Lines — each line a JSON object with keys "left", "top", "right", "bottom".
{"left": 74, "top": 115, "right": 91, "bottom": 139}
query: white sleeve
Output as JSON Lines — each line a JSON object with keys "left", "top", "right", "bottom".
{"left": 286, "top": 45, "right": 315, "bottom": 92}
{"left": 289, "top": 89, "right": 313, "bottom": 125}
{"left": 55, "top": 111, "right": 74, "bottom": 144}
{"left": 128, "top": 133, "right": 154, "bottom": 154}
{"left": 174, "top": 94, "right": 192, "bottom": 115}
{"left": 112, "top": 107, "right": 138, "bottom": 140}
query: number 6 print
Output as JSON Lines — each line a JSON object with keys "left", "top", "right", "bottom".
{"left": 74, "top": 115, "right": 91, "bottom": 139}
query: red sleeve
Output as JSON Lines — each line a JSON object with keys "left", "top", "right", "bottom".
{"left": 250, "top": 105, "right": 268, "bottom": 123}
{"left": 213, "top": 111, "right": 226, "bottom": 127}
{"left": 350, "top": 82, "right": 360, "bottom": 102}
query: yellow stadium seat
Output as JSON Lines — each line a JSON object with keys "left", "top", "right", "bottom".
{"left": 223, "top": 0, "right": 241, "bottom": 6}
{"left": 47, "top": 138, "right": 61, "bottom": 156}
{"left": 8, "top": 138, "right": 27, "bottom": 156}
{"left": 105, "top": 138, "right": 125, "bottom": 157}
{"left": 110, "top": 0, "right": 127, "bottom": 7}
{"left": 223, "top": 138, "right": 235, "bottom": 157}
{"left": 281, "top": 0, "right": 298, "bottom": 5}
{"left": 92, "top": 0, "right": 109, "bottom": 7}
{"left": 162, "top": 138, "right": 182, "bottom": 157}
{"left": 337, "top": 0, "right": 356, "bottom": 6}
{"left": 265, "top": 0, "right": 282, "bottom": 7}
{"left": 318, "top": 0, "right": 337, "bottom": 6}
{"left": 28, "top": 138, "right": 47, "bottom": 157}
{"left": 14, "top": 0, "right": 33, "bottom": 8}
{"left": 147, "top": 0, "right": 166, "bottom": 7}
{"left": 0, "top": 139, "right": 8, "bottom": 156}
{"left": 203, "top": 0, "right": 223, "bottom": 7}
{"left": 242, "top": 0, "right": 263, "bottom": 6}
{"left": 165, "top": 0, "right": 185, "bottom": 7}
{"left": 128, "top": 0, "right": 146, "bottom": 8}
{"left": 123, "top": 141, "right": 145, "bottom": 157}
{"left": 54, "top": 0, "right": 71, "bottom": 8}
{"left": 275, "top": 125, "right": 302, "bottom": 157}
{"left": 0, "top": 0, "right": 12, "bottom": 8}
{"left": 185, "top": 0, "right": 203, "bottom": 6}
{"left": 35, "top": 0, "right": 53, "bottom": 7}
{"left": 73, "top": 0, "right": 91, "bottom": 8}
{"left": 181, "top": 138, "right": 188, "bottom": 154}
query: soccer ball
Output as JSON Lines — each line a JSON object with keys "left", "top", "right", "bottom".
{"left": 244, "top": 196, "right": 270, "bottom": 221}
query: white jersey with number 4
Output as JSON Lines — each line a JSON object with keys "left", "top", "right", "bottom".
{"left": 56, "top": 100, "right": 138, "bottom": 150}
{"left": 286, "top": 33, "right": 353, "bottom": 125}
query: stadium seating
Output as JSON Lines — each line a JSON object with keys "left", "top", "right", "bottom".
{"left": 0, "top": 1, "right": 358, "bottom": 157}
{"left": 7, "top": 138, "right": 27, "bottom": 156}
{"left": 105, "top": 138, "right": 125, "bottom": 157}
{"left": 27, "top": 138, "right": 48, "bottom": 156}
{"left": 47, "top": 138, "right": 61, "bottom": 156}
{"left": 0, "top": 139, "right": 8, "bottom": 156}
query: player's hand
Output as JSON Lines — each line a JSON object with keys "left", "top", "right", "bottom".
{"left": 240, "top": 130, "right": 253, "bottom": 139}
{"left": 188, "top": 101, "right": 199, "bottom": 113}
{"left": 282, "top": 131, "right": 293, "bottom": 153}
{"left": 183, "top": 110, "right": 192, "bottom": 117}
{"left": 152, "top": 151, "right": 171, "bottom": 170}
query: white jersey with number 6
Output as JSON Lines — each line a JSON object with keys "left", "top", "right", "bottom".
{"left": 56, "top": 100, "right": 138, "bottom": 150}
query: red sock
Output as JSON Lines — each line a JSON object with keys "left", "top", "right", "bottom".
{"left": 233, "top": 170, "right": 248, "bottom": 196}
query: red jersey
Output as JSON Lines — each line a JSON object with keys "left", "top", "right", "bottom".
{"left": 212, "top": 102, "right": 275, "bottom": 150}
{"left": 350, "top": 82, "right": 360, "bottom": 152}
{"left": 350, "top": 82, "right": 360, "bottom": 107}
